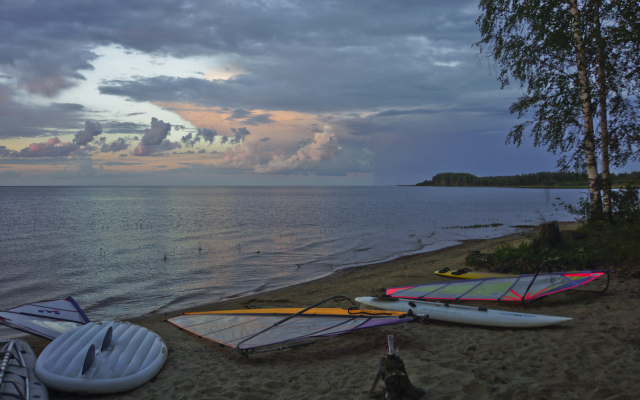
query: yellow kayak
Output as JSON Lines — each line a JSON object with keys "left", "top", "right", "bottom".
{"left": 434, "top": 267, "right": 519, "bottom": 279}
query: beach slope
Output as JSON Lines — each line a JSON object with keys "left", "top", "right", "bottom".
{"left": 26, "top": 226, "right": 640, "bottom": 399}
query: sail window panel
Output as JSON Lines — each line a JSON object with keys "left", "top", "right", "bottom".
{"left": 241, "top": 316, "right": 364, "bottom": 348}
{"left": 419, "top": 282, "right": 482, "bottom": 299}
{"left": 509, "top": 276, "right": 568, "bottom": 300}
{"left": 396, "top": 283, "right": 450, "bottom": 298}
{"left": 461, "top": 279, "right": 519, "bottom": 300}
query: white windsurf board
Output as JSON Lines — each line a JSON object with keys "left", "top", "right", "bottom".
{"left": 355, "top": 296, "right": 571, "bottom": 328}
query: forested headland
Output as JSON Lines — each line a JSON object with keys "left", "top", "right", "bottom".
{"left": 416, "top": 171, "right": 640, "bottom": 188}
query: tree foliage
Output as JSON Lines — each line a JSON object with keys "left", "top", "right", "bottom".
{"left": 475, "top": 0, "right": 640, "bottom": 219}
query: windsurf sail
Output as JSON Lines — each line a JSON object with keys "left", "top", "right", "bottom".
{"left": 386, "top": 270, "right": 608, "bottom": 303}
{"left": 168, "top": 296, "right": 412, "bottom": 355}
{"left": 0, "top": 297, "right": 90, "bottom": 340}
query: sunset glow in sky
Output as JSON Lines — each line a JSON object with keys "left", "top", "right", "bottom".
{"left": 1, "top": 1, "right": 634, "bottom": 186}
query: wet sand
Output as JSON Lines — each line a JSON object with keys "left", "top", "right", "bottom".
{"left": 26, "top": 222, "right": 640, "bottom": 399}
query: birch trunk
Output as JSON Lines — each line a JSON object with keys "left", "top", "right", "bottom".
{"left": 569, "top": 0, "right": 602, "bottom": 213}
{"left": 595, "top": 1, "right": 612, "bottom": 220}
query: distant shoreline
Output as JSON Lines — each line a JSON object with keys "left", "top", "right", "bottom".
{"left": 399, "top": 185, "right": 590, "bottom": 189}
{"left": 412, "top": 171, "right": 639, "bottom": 189}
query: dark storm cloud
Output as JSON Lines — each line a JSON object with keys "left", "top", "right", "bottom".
{"left": 0, "top": 85, "right": 85, "bottom": 139}
{"left": 0, "top": 0, "right": 566, "bottom": 182}
{"left": 4, "top": 1, "right": 493, "bottom": 115}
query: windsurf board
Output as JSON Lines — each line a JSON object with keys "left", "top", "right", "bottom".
{"left": 356, "top": 296, "right": 572, "bottom": 328}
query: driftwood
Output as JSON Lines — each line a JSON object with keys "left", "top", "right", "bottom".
{"left": 539, "top": 221, "right": 563, "bottom": 248}
{"left": 370, "top": 355, "right": 425, "bottom": 400}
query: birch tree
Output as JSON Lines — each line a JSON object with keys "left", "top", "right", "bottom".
{"left": 475, "top": 0, "right": 640, "bottom": 220}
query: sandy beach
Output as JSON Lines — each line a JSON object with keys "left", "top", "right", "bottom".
{"left": 24, "top": 223, "right": 640, "bottom": 399}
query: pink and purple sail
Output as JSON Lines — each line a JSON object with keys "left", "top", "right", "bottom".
{"left": 386, "top": 270, "right": 607, "bottom": 302}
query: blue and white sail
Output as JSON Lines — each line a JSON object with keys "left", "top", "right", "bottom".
{"left": 0, "top": 297, "right": 90, "bottom": 340}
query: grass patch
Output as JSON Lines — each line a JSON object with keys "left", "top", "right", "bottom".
{"left": 466, "top": 221, "right": 640, "bottom": 276}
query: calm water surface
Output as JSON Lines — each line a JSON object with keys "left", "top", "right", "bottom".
{"left": 0, "top": 186, "right": 582, "bottom": 338}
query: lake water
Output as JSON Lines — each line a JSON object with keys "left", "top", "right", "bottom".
{"left": 0, "top": 186, "right": 583, "bottom": 338}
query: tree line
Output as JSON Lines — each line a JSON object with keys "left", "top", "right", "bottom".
{"left": 476, "top": 0, "right": 639, "bottom": 221}
{"left": 416, "top": 171, "right": 640, "bottom": 187}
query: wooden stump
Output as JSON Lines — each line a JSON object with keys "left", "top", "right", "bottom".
{"left": 372, "top": 355, "right": 425, "bottom": 400}
{"left": 539, "top": 221, "right": 563, "bottom": 247}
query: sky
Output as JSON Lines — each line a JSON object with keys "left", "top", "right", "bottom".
{"left": 1, "top": 1, "right": 636, "bottom": 186}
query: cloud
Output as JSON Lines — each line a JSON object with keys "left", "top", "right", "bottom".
{"left": 0, "top": 85, "right": 86, "bottom": 139}
{"left": 220, "top": 126, "right": 340, "bottom": 174}
{"left": 253, "top": 129, "right": 339, "bottom": 173}
{"left": 224, "top": 109, "right": 274, "bottom": 125}
{"left": 1, "top": 45, "right": 98, "bottom": 97}
{"left": 50, "top": 103, "right": 84, "bottom": 111}
{"left": 198, "top": 128, "right": 217, "bottom": 144}
{"left": 102, "top": 121, "right": 148, "bottom": 134}
{"left": 73, "top": 121, "right": 103, "bottom": 146}
{"left": 98, "top": 137, "right": 130, "bottom": 153}
{"left": 181, "top": 127, "right": 218, "bottom": 147}
{"left": 6, "top": 137, "right": 89, "bottom": 158}
{"left": 140, "top": 117, "right": 171, "bottom": 146}
{"left": 134, "top": 139, "right": 181, "bottom": 156}
{"left": 230, "top": 127, "right": 250, "bottom": 144}
{"left": 243, "top": 114, "right": 274, "bottom": 125}
{"left": 375, "top": 108, "right": 438, "bottom": 118}
{"left": 225, "top": 109, "right": 251, "bottom": 120}
{"left": 133, "top": 117, "right": 181, "bottom": 156}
